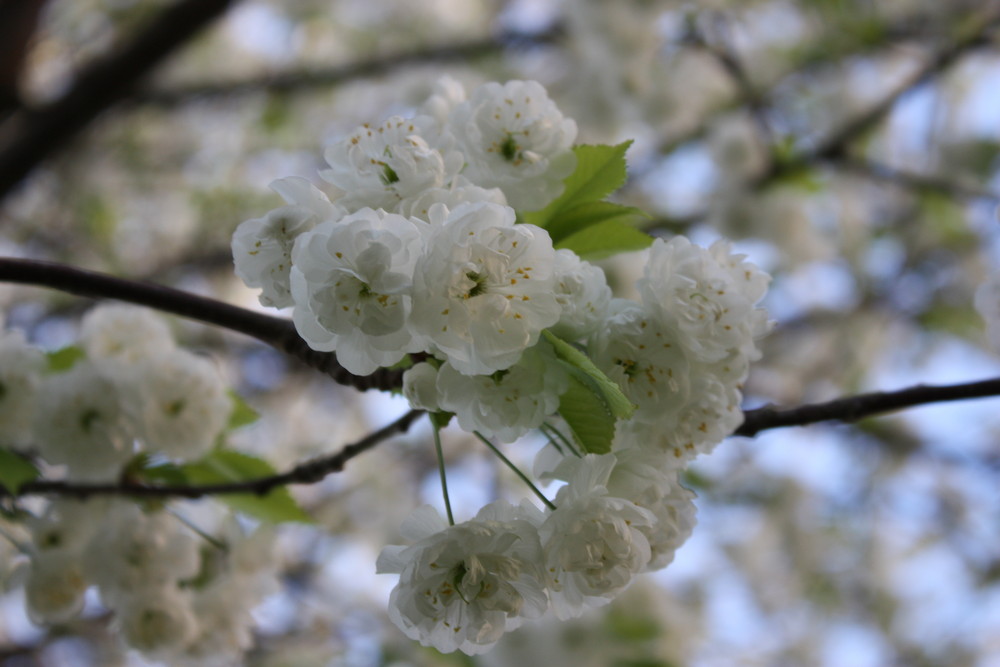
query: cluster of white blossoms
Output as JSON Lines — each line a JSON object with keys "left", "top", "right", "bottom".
{"left": 0, "top": 305, "right": 279, "bottom": 664}
{"left": 233, "top": 78, "right": 770, "bottom": 654}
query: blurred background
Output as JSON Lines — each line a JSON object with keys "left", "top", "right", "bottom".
{"left": 1, "top": 0, "right": 1000, "bottom": 665}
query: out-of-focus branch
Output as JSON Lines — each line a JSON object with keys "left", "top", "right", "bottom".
{"left": 757, "top": 6, "right": 1000, "bottom": 186}
{"left": 0, "top": 0, "right": 242, "bottom": 202}
{"left": 833, "top": 156, "right": 1000, "bottom": 202}
{"left": 131, "top": 25, "right": 563, "bottom": 107}
{"left": 0, "top": 257, "right": 406, "bottom": 392}
{"left": 4, "top": 410, "right": 424, "bottom": 500}
{"left": 0, "top": 0, "right": 48, "bottom": 118}
{"left": 735, "top": 376, "right": 1000, "bottom": 437}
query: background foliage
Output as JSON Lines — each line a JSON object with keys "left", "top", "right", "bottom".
{"left": 2, "top": 0, "right": 1000, "bottom": 665}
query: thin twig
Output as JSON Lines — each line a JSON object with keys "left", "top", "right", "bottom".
{"left": 131, "top": 26, "right": 563, "bottom": 107}
{"left": 5, "top": 409, "right": 423, "bottom": 499}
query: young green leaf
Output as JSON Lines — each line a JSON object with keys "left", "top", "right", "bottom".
{"left": 555, "top": 219, "right": 653, "bottom": 260}
{"left": 0, "top": 449, "right": 40, "bottom": 493}
{"left": 557, "top": 372, "right": 615, "bottom": 455}
{"left": 542, "top": 330, "right": 634, "bottom": 419}
{"left": 45, "top": 345, "right": 86, "bottom": 373}
{"left": 226, "top": 390, "right": 260, "bottom": 430}
{"left": 524, "top": 141, "right": 633, "bottom": 228}
{"left": 544, "top": 201, "right": 648, "bottom": 245}
{"left": 181, "top": 450, "right": 311, "bottom": 524}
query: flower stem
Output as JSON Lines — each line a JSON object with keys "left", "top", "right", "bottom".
{"left": 433, "top": 422, "right": 455, "bottom": 526}
{"left": 168, "top": 509, "right": 228, "bottom": 551}
{"left": 473, "top": 431, "right": 557, "bottom": 511}
{"left": 541, "top": 421, "right": 581, "bottom": 458}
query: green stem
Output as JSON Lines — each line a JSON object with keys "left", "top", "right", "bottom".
{"left": 542, "top": 421, "right": 582, "bottom": 458}
{"left": 168, "top": 509, "right": 228, "bottom": 551}
{"left": 433, "top": 423, "right": 455, "bottom": 526}
{"left": 0, "top": 524, "right": 30, "bottom": 555}
{"left": 473, "top": 431, "right": 557, "bottom": 511}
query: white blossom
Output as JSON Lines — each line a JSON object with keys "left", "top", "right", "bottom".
{"left": 133, "top": 349, "right": 232, "bottom": 460}
{"left": 232, "top": 204, "right": 318, "bottom": 308}
{"left": 321, "top": 115, "right": 463, "bottom": 212}
{"left": 397, "top": 175, "right": 507, "bottom": 221}
{"left": 0, "top": 330, "right": 45, "bottom": 446}
{"left": 422, "top": 76, "right": 467, "bottom": 128}
{"left": 34, "top": 361, "right": 137, "bottom": 480}
{"left": 81, "top": 304, "right": 175, "bottom": 362}
{"left": 590, "top": 299, "right": 691, "bottom": 424}
{"left": 436, "top": 342, "right": 569, "bottom": 442}
{"left": 269, "top": 175, "right": 345, "bottom": 222}
{"left": 539, "top": 454, "right": 655, "bottom": 619}
{"left": 638, "top": 237, "right": 769, "bottom": 363}
{"left": 448, "top": 80, "right": 577, "bottom": 211}
{"left": 549, "top": 249, "right": 613, "bottom": 341}
{"left": 409, "top": 201, "right": 561, "bottom": 375}
{"left": 605, "top": 448, "right": 697, "bottom": 571}
{"left": 402, "top": 361, "right": 441, "bottom": 412}
{"left": 290, "top": 208, "right": 424, "bottom": 375}
{"left": 377, "top": 502, "right": 548, "bottom": 655}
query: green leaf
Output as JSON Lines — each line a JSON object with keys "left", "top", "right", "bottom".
{"left": 544, "top": 201, "right": 649, "bottom": 245}
{"left": 45, "top": 346, "right": 85, "bottom": 372}
{"left": 524, "top": 141, "right": 632, "bottom": 226}
{"left": 557, "top": 372, "right": 616, "bottom": 455}
{"left": 555, "top": 219, "right": 653, "bottom": 260}
{"left": 131, "top": 454, "right": 189, "bottom": 487}
{"left": 0, "top": 449, "right": 40, "bottom": 493}
{"left": 226, "top": 390, "right": 259, "bottom": 431}
{"left": 181, "top": 450, "right": 312, "bottom": 524}
{"left": 543, "top": 331, "right": 634, "bottom": 419}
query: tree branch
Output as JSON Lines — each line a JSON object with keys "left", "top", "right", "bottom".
{"left": 3, "top": 409, "right": 424, "bottom": 500}
{"left": 130, "top": 25, "right": 563, "bottom": 107}
{"left": 755, "top": 6, "right": 1000, "bottom": 186}
{"left": 0, "top": 257, "right": 405, "bottom": 392}
{"left": 0, "top": 0, "right": 48, "bottom": 118}
{"left": 735, "top": 376, "right": 1000, "bottom": 437}
{"left": 0, "top": 0, "right": 242, "bottom": 202}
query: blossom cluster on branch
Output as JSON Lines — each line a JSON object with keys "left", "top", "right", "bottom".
{"left": 233, "top": 78, "right": 771, "bottom": 653}
{"left": 0, "top": 306, "right": 279, "bottom": 665}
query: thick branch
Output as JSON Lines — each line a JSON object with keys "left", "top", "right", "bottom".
{"left": 0, "top": 257, "right": 404, "bottom": 391}
{"left": 0, "top": 0, "right": 242, "bottom": 201}
{"left": 735, "top": 377, "right": 1000, "bottom": 437}
{"left": 0, "top": 0, "right": 48, "bottom": 117}
{"left": 5, "top": 410, "right": 423, "bottom": 500}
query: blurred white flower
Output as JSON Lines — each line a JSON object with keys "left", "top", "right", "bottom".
{"left": 0, "top": 330, "right": 45, "bottom": 446}
{"left": 81, "top": 303, "right": 175, "bottom": 362}
{"left": 133, "top": 348, "right": 232, "bottom": 460}
{"left": 34, "top": 360, "right": 137, "bottom": 480}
